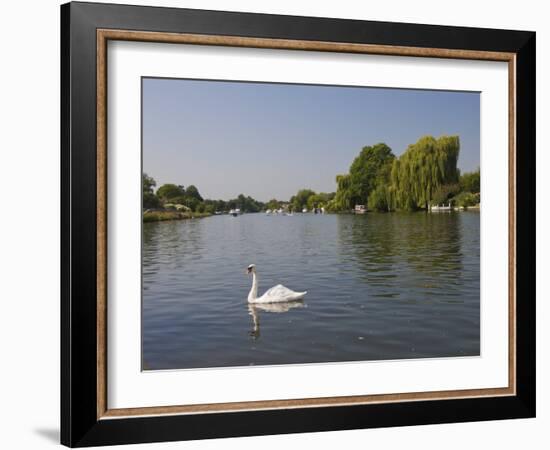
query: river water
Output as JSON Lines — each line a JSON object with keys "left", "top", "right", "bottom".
{"left": 142, "top": 212, "right": 480, "bottom": 370}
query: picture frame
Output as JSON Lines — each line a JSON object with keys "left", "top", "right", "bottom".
{"left": 60, "top": 1, "right": 535, "bottom": 447}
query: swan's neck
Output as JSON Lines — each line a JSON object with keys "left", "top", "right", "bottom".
{"left": 248, "top": 272, "right": 258, "bottom": 302}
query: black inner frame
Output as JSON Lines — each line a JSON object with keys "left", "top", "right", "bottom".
{"left": 61, "top": 2, "right": 535, "bottom": 447}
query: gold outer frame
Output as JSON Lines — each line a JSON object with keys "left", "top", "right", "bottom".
{"left": 96, "top": 29, "right": 516, "bottom": 420}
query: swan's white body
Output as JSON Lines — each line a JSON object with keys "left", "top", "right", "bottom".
{"left": 247, "top": 265, "right": 307, "bottom": 304}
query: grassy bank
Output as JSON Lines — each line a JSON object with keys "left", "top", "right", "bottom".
{"left": 143, "top": 210, "right": 211, "bottom": 223}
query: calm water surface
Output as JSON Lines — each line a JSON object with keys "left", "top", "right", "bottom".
{"left": 142, "top": 212, "right": 480, "bottom": 370}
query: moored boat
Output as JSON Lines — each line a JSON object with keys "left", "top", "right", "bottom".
{"left": 430, "top": 203, "right": 452, "bottom": 212}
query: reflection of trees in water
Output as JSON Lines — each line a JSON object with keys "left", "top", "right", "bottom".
{"left": 399, "top": 213, "right": 463, "bottom": 279}
{"left": 338, "top": 214, "right": 398, "bottom": 286}
{"left": 350, "top": 214, "right": 398, "bottom": 265}
{"left": 143, "top": 219, "right": 205, "bottom": 274}
{"left": 341, "top": 213, "right": 464, "bottom": 288}
{"left": 142, "top": 222, "right": 161, "bottom": 288}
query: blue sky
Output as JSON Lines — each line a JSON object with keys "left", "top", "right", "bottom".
{"left": 143, "top": 78, "right": 480, "bottom": 202}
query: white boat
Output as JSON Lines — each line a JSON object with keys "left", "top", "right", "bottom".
{"left": 302, "top": 208, "right": 307, "bottom": 213}
{"left": 229, "top": 208, "right": 242, "bottom": 217}
{"left": 430, "top": 203, "right": 452, "bottom": 212}
{"left": 354, "top": 205, "right": 366, "bottom": 214}
{"left": 265, "top": 209, "right": 272, "bottom": 215}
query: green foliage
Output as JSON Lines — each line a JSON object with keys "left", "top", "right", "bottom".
{"left": 266, "top": 199, "right": 282, "bottom": 210}
{"left": 454, "top": 192, "right": 480, "bottom": 208}
{"left": 390, "top": 135, "right": 460, "bottom": 210}
{"left": 331, "top": 135, "right": 462, "bottom": 212}
{"left": 460, "top": 169, "right": 480, "bottom": 193}
{"left": 155, "top": 184, "right": 205, "bottom": 211}
{"left": 290, "top": 189, "right": 316, "bottom": 211}
{"left": 143, "top": 210, "right": 210, "bottom": 222}
{"left": 201, "top": 199, "right": 227, "bottom": 213}
{"left": 203, "top": 203, "right": 217, "bottom": 214}
{"left": 143, "top": 173, "right": 156, "bottom": 195}
{"left": 163, "top": 195, "right": 194, "bottom": 211}
{"left": 144, "top": 132, "right": 474, "bottom": 220}
{"left": 332, "top": 174, "right": 353, "bottom": 210}
{"left": 227, "top": 194, "right": 264, "bottom": 213}
{"left": 431, "top": 183, "right": 461, "bottom": 206}
{"left": 142, "top": 173, "right": 161, "bottom": 208}
{"left": 143, "top": 175, "right": 266, "bottom": 218}
{"left": 367, "top": 184, "right": 391, "bottom": 211}
{"left": 143, "top": 192, "right": 161, "bottom": 209}
{"left": 156, "top": 184, "right": 185, "bottom": 201}
{"left": 185, "top": 185, "right": 203, "bottom": 202}
{"left": 348, "top": 143, "right": 395, "bottom": 205}
{"left": 201, "top": 199, "right": 224, "bottom": 214}
{"left": 332, "top": 144, "right": 394, "bottom": 211}
{"left": 306, "top": 192, "right": 333, "bottom": 210}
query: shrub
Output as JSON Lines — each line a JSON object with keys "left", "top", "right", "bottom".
{"left": 143, "top": 192, "right": 161, "bottom": 209}
{"left": 454, "top": 192, "right": 480, "bottom": 207}
{"left": 431, "top": 183, "right": 460, "bottom": 206}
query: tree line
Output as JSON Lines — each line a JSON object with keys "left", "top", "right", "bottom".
{"left": 143, "top": 175, "right": 265, "bottom": 214}
{"left": 329, "top": 135, "right": 479, "bottom": 212}
{"left": 143, "top": 134, "right": 480, "bottom": 216}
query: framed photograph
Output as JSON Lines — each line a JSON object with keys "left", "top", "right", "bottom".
{"left": 61, "top": 1, "right": 535, "bottom": 447}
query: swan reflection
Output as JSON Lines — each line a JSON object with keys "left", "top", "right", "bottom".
{"left": 248, "top": 301, "right": 305, "bottom": 339}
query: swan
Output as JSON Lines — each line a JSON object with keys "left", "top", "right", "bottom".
{"left": 246, "top": 264, "right": 307, "bottom": 303}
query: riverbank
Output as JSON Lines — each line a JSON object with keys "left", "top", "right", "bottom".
{"left": 143, "top": 210, "right": 211, "bottom": 223}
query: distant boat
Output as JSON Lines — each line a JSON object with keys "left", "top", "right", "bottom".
{"left": 354, "top": 205, "right": 367, "bottom": 214}
{"left": 229, "top": 208, "right": 242, "bottom": 217}
{"left": 265, "top": 209, "right": 272, "bottom": 215}
{"left": 430, "top": 203, "right": 452, "bottom": 212}
{"left": 302, "top": 208, "right": 308, "bottom": 213}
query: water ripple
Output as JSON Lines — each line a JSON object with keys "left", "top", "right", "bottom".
{"left": 142, "top": 212, "right": 480, "bottom": 370}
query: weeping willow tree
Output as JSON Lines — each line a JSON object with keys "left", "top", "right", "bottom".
{"left": 331, "top": 174, "right": 353, "bottom": 210}
{"left": 330, "top": 135, "right": 460, "bottom": 212}
{"left": 389, "top": 135, "right": 460, "bottom": 210}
